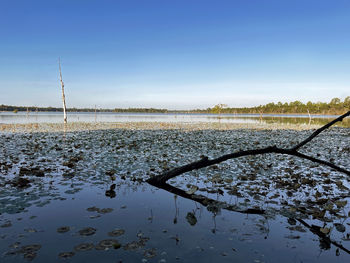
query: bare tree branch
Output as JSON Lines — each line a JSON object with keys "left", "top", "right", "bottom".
{"left": 146, "top": 111, "right": 350, "bottom": 255}
{"left": 147, "top": 111, "right": 350, "bottom": 184}
{"left": 286, "top": 150, "right": 350, "bottom": 175}
{"left": 291, "top": 110, "right": 350, "bottom": 150}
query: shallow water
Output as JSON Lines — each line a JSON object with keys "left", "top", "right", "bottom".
{"left": 1, "top": 112, "right": 349, "bottom": 127}
{"left": 0, "top": 128, "right": 349, "bottom": 262}
{"left": 1, "top": 182, "right": 347, "bottom": 263}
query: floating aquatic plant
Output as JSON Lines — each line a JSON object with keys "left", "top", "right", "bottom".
{"left": 78, "top": 227, "right": 96, "bottom": 236}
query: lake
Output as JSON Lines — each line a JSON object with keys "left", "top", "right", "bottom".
{"left": 1, "top": 111, "right": 349, "bottom": 127}
{"left": 0, "top": 113, "right": 349, "bottom": 262}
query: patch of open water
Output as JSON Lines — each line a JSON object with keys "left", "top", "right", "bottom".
{"left": 1, "top": 112, "right": 349, "bottom": 127}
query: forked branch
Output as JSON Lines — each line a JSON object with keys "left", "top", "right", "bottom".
{"left": 147, "top": 111, "right": 350, "bottom": 184}
{"left": 146, "top": 111, "right": 350, "bottom": 255}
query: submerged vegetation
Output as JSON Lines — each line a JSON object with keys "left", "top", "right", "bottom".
{"left": 0, "top": 116, "right": 350, "bottom": 261}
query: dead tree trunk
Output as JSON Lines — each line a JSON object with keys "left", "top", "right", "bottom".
{"left": 59, "top": 58, "right": 67, "bottom": 124}
{"left": 147, "top": 110, "right": 350, "bottom": 185}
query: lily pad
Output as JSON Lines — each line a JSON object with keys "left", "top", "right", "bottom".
{"left": 99, "top": 208, "right": 113, "bottom": 214}
{"left": 95, "top": 239, "right": 120, "bottom": 250}
{"left": 144, "top": 248, "right": 157, "bottom": 258}
{"left": 78, "top": 227, "right": 96, "bottom": 236}
{"left": 23, "top": 252, "right": 37, "bottom": 261}
{"left": 58, "top": 251, "right": 75, "bottom": 259}
{"left": 57, "top": 226, "right": 70, "bottom": 233}
{"left": 74, "top": 243, "right": 94, "bottom": 252}
{"left": 21, "top": 244, "right": 41, "bottom": 253}
{"left": 108, "top": 228, "right": 125, "bottom": 237}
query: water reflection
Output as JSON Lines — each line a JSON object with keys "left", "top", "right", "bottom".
{"left": 173, "top": 195, "right": 179, "bottom": 224}
{"left": 1, "top": 177, "right": 349, "bottom": 262}
{"left": 105, "top": 184, "right": 116, "bottom": 198}
{"left": 1, "top": 111, "right": 349, "bottom": 127}
{"left": 148, "top": 181, "right": 350, "bottom": 257}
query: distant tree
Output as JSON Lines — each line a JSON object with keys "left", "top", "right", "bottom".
{"left": 211, "top": 104, "right": 227, "bottom": 114}
{"left": 330, "top": 97, "right": 341, "bottom": 105}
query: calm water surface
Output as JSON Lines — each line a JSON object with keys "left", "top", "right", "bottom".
{"left": 1, "top": 111, "right": 349, "bottom": 127}
{"left": 1, "top": 178, "right": 348, "bottom": 263}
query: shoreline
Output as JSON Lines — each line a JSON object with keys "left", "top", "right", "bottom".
{"left": 0, "top": 110, "right": 347, "bottom": 117}
{"left": 0, "top": 121, "right": 343, "bottom": 133}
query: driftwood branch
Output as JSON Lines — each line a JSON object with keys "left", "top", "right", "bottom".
{"left": 147, "top": 111, "right": 350, "bottom": 184}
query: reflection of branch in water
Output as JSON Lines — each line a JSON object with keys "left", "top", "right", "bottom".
{"left": 264, "top": 218, "right": 270, "bottom": 240}
{"left": 149, "top": 182, "right": 265, "bottom": 215}
{"left": 297, "top": 218, "right": 350, "bottom": 254}
{"left": 212, "top": 213, "right": 217, "bottom": 234}
{"left": 171, "top": 234, "right": 180, "bottom": 245}
{"left": 173, "top": 195, "right": 179, "bottom": 224}
{"left": 148, "top": 209, "right": 153, "bottom": 223}
{"left": 148, "top": 181, "right": 350, "bottom": 255}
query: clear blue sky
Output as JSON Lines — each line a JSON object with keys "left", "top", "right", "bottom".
{"left": 1, "top": 0, "right": 349, "bottom": 109}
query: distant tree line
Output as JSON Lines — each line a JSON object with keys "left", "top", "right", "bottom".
{"left": 1, "top": 97, "right": 349, "bottom": 115}
{"left": 0, "top": 105, "right": 103, "bottom": 112}
{"left": 0, "top": 105, "right": 124, "bottom": 113}
{"left": 208, "top": 97, "right": 350, "bottom": 115}
{"left": 0, "top": 105, "right": 169, "bottom": 113}
{"left": 113, "top": 108, "right": 168, "bottom": 113}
